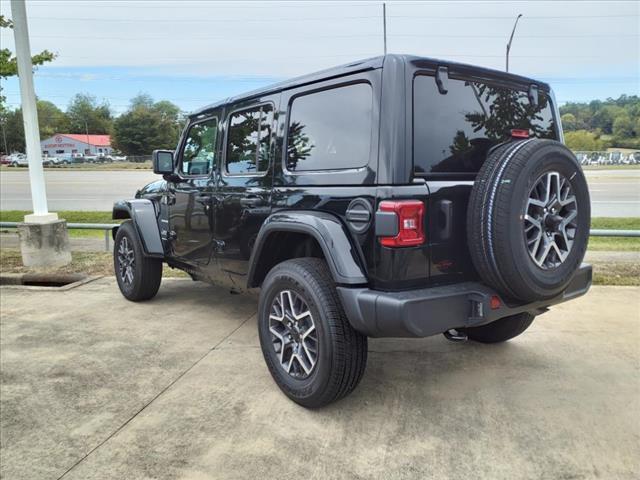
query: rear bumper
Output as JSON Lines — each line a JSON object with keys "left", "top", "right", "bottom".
{"left": 337, "top": 264, "right": 592, "bottom": 338}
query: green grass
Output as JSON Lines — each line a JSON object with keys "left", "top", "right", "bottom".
{"left": 0, "top": 211, "right": 118, "bottom": 238}
{"left": 591, "top": 217, "right": 640, "bottom": 230}
{"left": 589, "top": 217, "right": 640, "bottom": 251}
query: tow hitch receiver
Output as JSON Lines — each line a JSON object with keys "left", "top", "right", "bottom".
{"left": 443, "top": 329, "right": 468, "bottom": 342}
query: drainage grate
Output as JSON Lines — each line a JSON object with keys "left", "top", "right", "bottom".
{"left": 0, "top": 273, "right": 97, "bottom": 290}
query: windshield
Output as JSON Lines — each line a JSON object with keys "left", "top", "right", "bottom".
{"left": 413, "top": 75, "right": 558, "bottom": 174}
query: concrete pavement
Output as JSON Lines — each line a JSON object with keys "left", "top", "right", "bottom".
{"left": 1, "top": 168, "right": 639, "bottom": 216}
{"left": 1, "top": 279, "right": 639, "bottom": 479}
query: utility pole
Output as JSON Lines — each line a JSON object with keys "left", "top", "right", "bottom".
{"left": 382, "top": 2, "right": 387, "bottom": 55}
{"left": 506, "top": 13, "right": 523, "bottom": 73}
{"left": 85, "top": 120, "right": 90, "bottom": 154}
{"left": 11, "top": 0, "right": 70, "bottom": 267}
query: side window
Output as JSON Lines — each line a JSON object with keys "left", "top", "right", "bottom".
{"left": 286, "top": 83, "right": 373, "bottom": 172}
{"left": 225, "top": 104, "right": 273, "bottom": 175}
{"left": 180, "top": 118, "right": 218, "bottom": 176}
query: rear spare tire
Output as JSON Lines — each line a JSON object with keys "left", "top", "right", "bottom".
{"left": 467, "top": 139, "right": 590, "bottom": 302}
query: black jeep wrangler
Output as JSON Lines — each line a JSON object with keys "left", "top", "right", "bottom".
{"left": 113, "top": 55, "right": 591, "bottom": 408}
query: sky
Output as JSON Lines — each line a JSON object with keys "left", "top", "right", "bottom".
{"left": 1, "top": 0, "right": 638, "bottom": 115}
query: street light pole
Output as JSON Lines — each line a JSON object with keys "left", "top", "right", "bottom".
{"left": 506, "top": 13, "right": 523, "bottom": 73}
{"left": 382, "top": 2, "right": 387, "bottom": 55}
{"left": 11, "top": 0, "right": 51, "bottom": 219}
{"left": 11, "top": 0, "right": 70, "bottom": 268}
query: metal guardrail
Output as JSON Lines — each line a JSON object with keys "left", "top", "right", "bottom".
{"left": 0, "top": 222, "right": 118, "bottom": 251}
{"left": 589, "top": 229, "right": 640, "bottom": 237}
{"left": 1, "top": 222, "right": 639, "bottom": 253}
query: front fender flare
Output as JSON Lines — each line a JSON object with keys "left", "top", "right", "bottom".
{"left": 112, "top": 199, "right": 164, "bottom": 257}
{"left": 247, "top": 211, "right": 368, "bottom": 288}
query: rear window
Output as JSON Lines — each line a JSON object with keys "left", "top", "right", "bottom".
{"left": 413, "top": 75, "right": 557, "bottom": 175}
{"left": 286, "top": 83, "right": 373, "bottom": 172}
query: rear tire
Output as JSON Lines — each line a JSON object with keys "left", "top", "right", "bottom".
{"left": 114, "top": 220, "right": 162, "bottom": 301}
{"left": 258, "top": 258, "right": 368, "bottom": 408}
{"left": 463, "top": 312, "right": 535, "bottom": 344}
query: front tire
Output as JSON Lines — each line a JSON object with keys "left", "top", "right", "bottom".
{"left": 258, "top": 258, "right": 368, "bottom": 408}
{"left": 462, "top": 312, "right": 535, "bottom": 344}
{"left": 114, "top": 220, "right": 162, "bottom": 301}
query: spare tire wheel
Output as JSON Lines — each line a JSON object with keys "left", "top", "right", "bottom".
{"left": 467, "top": 139, "right": 590, "bottom": 302}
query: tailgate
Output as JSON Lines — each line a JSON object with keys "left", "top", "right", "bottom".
{"left": 426, "top": 180, "right": 478, "bottom": 285}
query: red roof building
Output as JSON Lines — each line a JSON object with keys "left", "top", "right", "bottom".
{"left": 41, "top": 134, "right": 113, "bottom": 157}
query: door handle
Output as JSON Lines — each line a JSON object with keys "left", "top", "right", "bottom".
{"left": 240, "top": 196, "right": 264, "bottom": 207}
{"left": 437, "top": 199, "right": 453, "bottom": 240}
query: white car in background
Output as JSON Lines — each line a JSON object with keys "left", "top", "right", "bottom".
{"left": 9, "top": 153, "right": 28, "bottom": 167}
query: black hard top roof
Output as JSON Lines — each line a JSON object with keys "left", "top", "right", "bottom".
{"left": 190, "top": 54, "right": 550, "bottom": 118}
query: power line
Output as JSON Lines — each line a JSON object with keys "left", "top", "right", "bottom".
{"left": 40, "top": 53, "right": 627, "bottom": 62}
{"left": 28, "top": 1, "right": 380, "bottom": 8}
{"left": 25, "top": 13, "right": 639, "bottom": 23}
{"left": 27, "top": 15, "right": 380, "bottom": 23}
{"left": 7, "top": 32, "right": 637, "bottom": 41}
{"left": 388, "top": 14, "right": 639, "bottom": 19}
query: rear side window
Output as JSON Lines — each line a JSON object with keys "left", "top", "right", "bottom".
{"left": 286, "top": 83, "right": 373, "bottom": 172}
{"left": 413, "top": 75, "right": 557, "bottom": 174}
{"left": 226, "top": 104, "right": 273, "bottom": 175}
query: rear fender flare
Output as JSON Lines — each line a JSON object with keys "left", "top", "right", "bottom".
{"left": 247, "top": 211, "right": 368, "bottom": 288}
{"left": 112, "top": 199, "right": 164, "bottom": 257}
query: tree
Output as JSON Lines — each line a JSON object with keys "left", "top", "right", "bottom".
{"left": 559, "top": 95, "right": 639, "bottom": 147}
{"left": 1, "top": 100, "right": 70, "bottom": 153}
{"left": 0, "top": 15, "right": 56, "bottom": 80}
{"left": 564, "top": 130, "right": 604, "bottom": 151}
{"left": 1, "top": 108, "right": 24, "bottom": 152}
{"left": 613, "top": 114, "right": 633, "bottom": 138}
{"left": 66, "top": 93, "right": 112, "bottom": 134}
{"left": 561, "top": 113, "right": 577, "bottom": 131}
{"left": 0, "top": 15, "right": 57, "bottom": 153}
{"left": 113, "top": 94, "right": 182, "bottom": 155}
{"left": 37, "top": 100, "right": 70, "bottom": 139}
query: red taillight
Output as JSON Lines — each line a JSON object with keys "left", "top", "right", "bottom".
{"left": 379, "top": 200, "right": 425, "bottom": 247}
{"left": 511, "top": 129, "right": 530, "bottom": 138}
{"left": 490, "top": 295, "right": 501, "bottom": 310}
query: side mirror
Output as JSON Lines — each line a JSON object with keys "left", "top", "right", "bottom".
{"left": 153, "top": 150, "right": 174, "bottom": 174}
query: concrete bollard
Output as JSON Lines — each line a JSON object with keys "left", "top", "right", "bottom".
{"left": 17, "top": 219, "right": 72, "bottom": 268}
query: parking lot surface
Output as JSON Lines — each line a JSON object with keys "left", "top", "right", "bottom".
{"left": 1, "top": 279, "right": 638, "bottom": 480}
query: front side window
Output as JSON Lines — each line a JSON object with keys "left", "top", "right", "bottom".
{"left": 226, "top": 104, "right": 273, "bottom": 175}
{"left": 181, "top": 118, "right": 218, "bottom": 176}
{"left": 413, "top": 75, "right": 557, "bottom": 174}
{"left": 286, "top": 83, "right": 373, "bottom": 172}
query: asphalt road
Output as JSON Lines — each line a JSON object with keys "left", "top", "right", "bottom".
{"left": 1, "top": 280, "right": 638, "bottom": 480}
{"left": 0, "top": 170, "right": 159, "bottom": 212}
{"left": 1, "top": 168, "right": 638, "bottom": 216}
